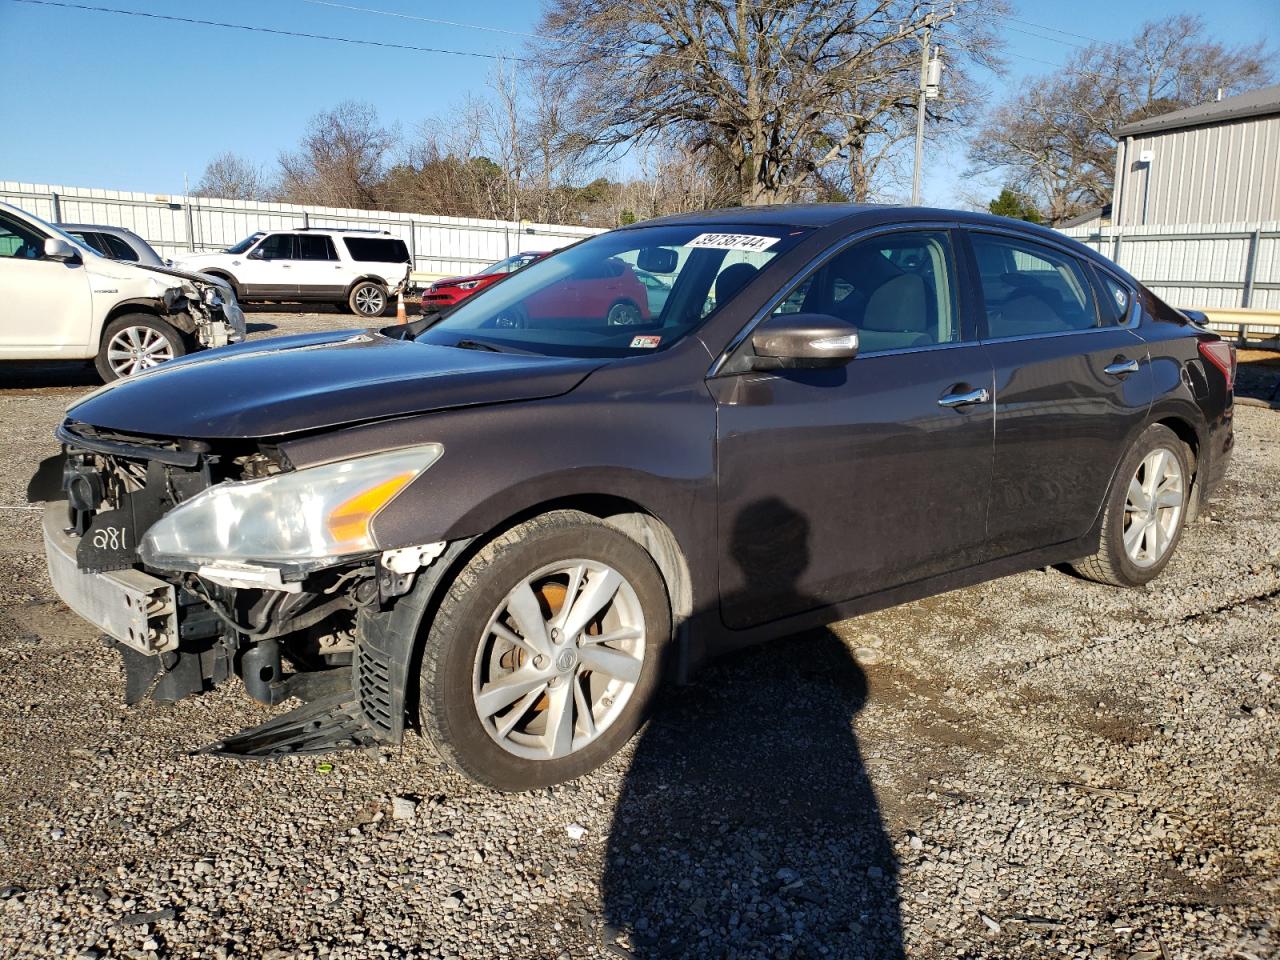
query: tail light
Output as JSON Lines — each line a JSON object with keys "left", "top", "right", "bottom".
{"left": 1198, "top": 339, "right": 1236, "bottom": 391}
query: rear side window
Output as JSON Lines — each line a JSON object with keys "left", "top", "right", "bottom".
{"left": 1093, "top": 270, "right": 1132, "bottom": 326}
{"left": 256, "top": 234, "right": 299, "bottom": 260}
{"left": 771, "top": 230, "right": 963, "bottom": 353}
{"left": 66, "top": 231, "right": 108, "bottom": 256}
{"left": 101, "top": 233, "right": 140, "bottom": 261}
{"left": 343, "top": 236, "right": 410, "bottom": 263}
{"left": 298, "top": 234, "right": 338, "bottom": 260}
{"left": 970, "top": 233, "right": 1099, "bottom": 338}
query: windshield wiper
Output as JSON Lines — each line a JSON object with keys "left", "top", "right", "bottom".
{"left": 453, "top": 338, "right": 506, "bottom": 353}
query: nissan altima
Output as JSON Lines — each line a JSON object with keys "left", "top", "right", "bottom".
{"left": 31, "top": 205, "right": 1234, "bottom": 790}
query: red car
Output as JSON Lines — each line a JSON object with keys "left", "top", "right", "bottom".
{"left": 422, "top": 251, "right": 549, "bottom": 311}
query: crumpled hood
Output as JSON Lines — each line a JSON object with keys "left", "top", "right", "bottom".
{"left": 66, "top": 330, "right": 605, "bottom": 439}
{"left": 131, "top": 261, "right": 230, "bottom": 288}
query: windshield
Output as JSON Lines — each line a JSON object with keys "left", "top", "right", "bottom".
{"left": 479, "top": 252, "right": 542, "bottom": 276}
{"left": 226, "top": 233, "right": 264, "bottom": 254}
{"left": 416, "top": 224, "right": 811, "bottom": 358}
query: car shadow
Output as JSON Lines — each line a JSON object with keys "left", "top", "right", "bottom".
{"left": 0, "top": 361, "right": 99, "bottom": 390}
{"left": 601, "top": 498, "right": 904, "bottom": 958}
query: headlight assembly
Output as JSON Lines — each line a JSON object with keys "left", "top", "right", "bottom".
{"left": 139, "top": 443, "right": 443, "bottom": 570}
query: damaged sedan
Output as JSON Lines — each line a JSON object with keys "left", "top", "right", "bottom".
{"left": 30, "top": 205, "right": 1233, "bottom": 791}
{"left": 0, "top": 201, "right": 244, "bottom": 381}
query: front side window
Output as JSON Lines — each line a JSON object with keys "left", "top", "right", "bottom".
{"left": 298, "top": 234, "right": 338, "bottom": 260}
{"left": 66, "top": 231, "right": 109, "bottom": 257}
{"left": 770, "top": 230, "right": 962, "bottom": 353}
{"left": 0, "top": 214, "right": 47, "bottom": 259}
{"left": 417, "top": 224, "right": 812, "bottom": 358}
{"left": 970, "top": 233, "right": 1099, "bottom": 338}
{"left": 255, "top": 233, "right": 298, "bottom": 260}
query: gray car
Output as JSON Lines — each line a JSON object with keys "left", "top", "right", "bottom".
{"left": 57, "top": 223, "right": 167, "bottom": 267}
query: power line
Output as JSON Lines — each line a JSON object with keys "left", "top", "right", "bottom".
{"left": 4, "top": 0, "right": 532, "bottom": 61}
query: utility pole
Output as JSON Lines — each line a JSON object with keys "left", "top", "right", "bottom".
{"left": 911, "top": 16, "right": 945, "bottom": 205}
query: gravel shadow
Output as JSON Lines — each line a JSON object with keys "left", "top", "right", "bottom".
{"left": 602, "top": 499, "right": 903, "bottom": 958}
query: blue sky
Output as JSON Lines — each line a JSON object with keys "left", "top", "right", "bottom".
{"left": 0, "top": 0, "right": 1274, "bottom": 210}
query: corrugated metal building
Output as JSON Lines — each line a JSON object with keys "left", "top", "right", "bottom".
{"left": 1112, "top": 84, "right": 1280, "bottom": 227}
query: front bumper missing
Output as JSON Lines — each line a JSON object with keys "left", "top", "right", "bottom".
{"left": 42, "top": 503, "right": 179, "bottom": 655}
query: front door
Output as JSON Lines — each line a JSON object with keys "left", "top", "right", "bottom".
{"left": 712, "top": 229, "right": 995, "bottom": 630}
{"left": 0, "top": 212, "right": 92, "bottom": 353}
{"left": 964, "top": 230, "right": 1153, "bottom": 557}
{"left": 239, "top": 233, "right": 301, "bottom": 298}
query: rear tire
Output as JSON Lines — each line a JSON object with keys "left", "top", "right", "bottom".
{"left": 348, "top": 281, "right": 389, "bottom": 318}
{"left": 95, "top": 314, "right": 186, "bottom": 382}
{"left": 1071, "top": 423, "right": 1191, "bottom": 587}
{"left": 418, "top": 510, "right": 670, "bottom": 791}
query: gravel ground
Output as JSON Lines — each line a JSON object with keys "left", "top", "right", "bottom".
{"left": 1, "top": 311, "right": 1277, "bottom": 960}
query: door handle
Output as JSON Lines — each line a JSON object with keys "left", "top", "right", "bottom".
{"left": 938, "top": 387, "right": 990, "bottom": 408}
{"left": 1104, "top": 359, "right": 1140, "bottom": 376}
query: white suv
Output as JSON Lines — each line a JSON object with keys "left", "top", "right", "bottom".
{"left": 0, "top": 202, "right": 245, "bottom": 381}
{"left": 174, "top": 228, "right": 412, "bottom": 318}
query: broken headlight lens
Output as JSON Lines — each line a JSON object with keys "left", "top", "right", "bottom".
{"left": 139, "top": 443, "right": 443, "bottom": 569}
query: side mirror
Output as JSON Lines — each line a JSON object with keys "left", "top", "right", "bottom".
{"left": 44, "top": 237, "right": 80, "bottom": 263}
{"left": 637, "top": 246, "right": 679, "bottom": 274}
{"left": 749, "top": 313, "right": 859, "bottom": 370}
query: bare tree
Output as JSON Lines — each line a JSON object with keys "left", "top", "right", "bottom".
{"left": 193, "top": 152, "right": 269, "bottom": 201}
{"left": 969, "top": 15, "right": 1273, "bottom": 224}
{"left": 277, "top": 101, "right": 397, "bottom": 209}
{"left": 533, "top": 0, "right": 1004, "bottom": 205}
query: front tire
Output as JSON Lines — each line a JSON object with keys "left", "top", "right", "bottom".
{"left": 348, "top": 281, "right": 389, "bottom": 318}
{"left": 95, "top": 314, "right": 186, "bottom": 382}
{"left": 418, "top": 511, "right": 670, "bottom": 791}
{"left": 1071, "top": 423, "right": 1191, "bottom": 587}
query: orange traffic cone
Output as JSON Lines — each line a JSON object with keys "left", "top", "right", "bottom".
{"left": 396, "top": 287, "right": 407, "bottom": 324}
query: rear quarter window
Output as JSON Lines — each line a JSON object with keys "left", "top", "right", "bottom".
{"left": 343, "top": 237, "right": 410, "bottom": 263}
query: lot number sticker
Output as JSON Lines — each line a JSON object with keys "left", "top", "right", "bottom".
{"left": 630, "top": 335, "right": 662, "bottom": 349}
{"left": 687, "top": 233, "right": 780, "bottom": 253}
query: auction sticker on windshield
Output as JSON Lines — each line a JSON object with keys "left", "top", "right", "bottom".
{"left": 630, "top": 335, "right": 662, "bottom": 349}
{"left": 687, "top": 233, "right": 780, "bottom": 252}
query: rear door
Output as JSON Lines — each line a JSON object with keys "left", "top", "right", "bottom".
{"left": 292, "top": 234, "right": 346, "bottom": 299}
{"left": 0, "top": 211, "right": 93, "bottom": 353}
{"left": 712, "top": 227, "right": 995, "bottom": 630}
{"left": 963, "top": 229, "right": 1153, "bottom": 557}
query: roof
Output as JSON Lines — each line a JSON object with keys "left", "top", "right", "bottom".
{"left": 57, "top": 222, "right": 144, "bottom": 236}
{"left": 1117, "top": 84, "right": 1280, "bottom": 138}
{"left": 635, "top": 203, "right": 890, "bottom": 229}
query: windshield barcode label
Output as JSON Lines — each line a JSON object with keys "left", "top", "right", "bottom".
{"left": 687, "top": 233, "right": 780, "bottom": 252}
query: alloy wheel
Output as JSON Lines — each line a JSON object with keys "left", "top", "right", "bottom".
{"left": 472, "top": 560, "right": 647, "bottom": 761}
{"left": 607, "top": 302, "right": 643, "bottom": 326}
{"left": 1122, "top": 446, "right": 1184, "bottom": 568}
{"left": 106, "top": 325, "right": 175, "bottom": 378}
{"left": 354, "top": 285, "right": 386, "bottom": 316}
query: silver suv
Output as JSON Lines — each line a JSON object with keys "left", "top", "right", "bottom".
{"left": 173, "top": 228, "right": 412, "bottom": 318}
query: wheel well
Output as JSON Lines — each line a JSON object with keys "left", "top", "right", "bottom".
{"left": 1154, "top": 416, "right": 1201, "bottom": 519}
{"left": 346, "top": 275, "right": 388, "bottom": 297}
{"left": 484, "top": 495, "right": 693, "bottom": 628}
{"left": 1154, "top": 416, "right": 1199, "bottom": 475}
{"left": 101, "top": 303, "right": 163, "bottom": 342}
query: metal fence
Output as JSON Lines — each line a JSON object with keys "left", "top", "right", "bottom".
{"left": 0, "top": 181, "right": 602, "bottom": 278}
{"left": 1057, "top": 220, "right": 1280, "bottom": 313}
